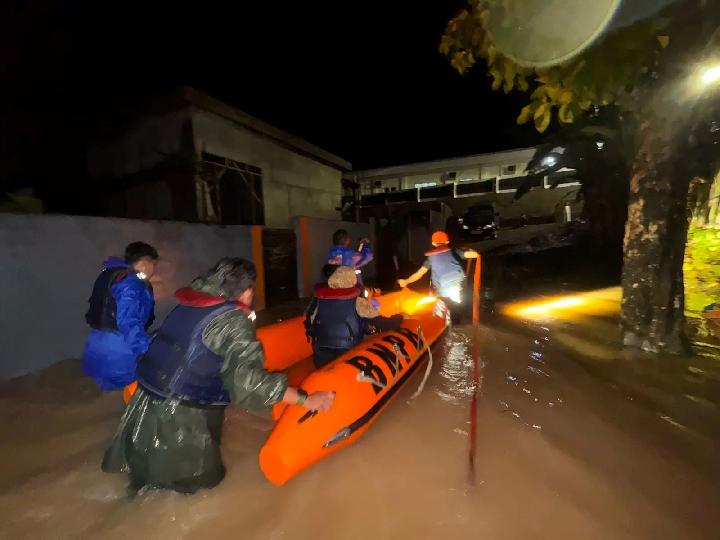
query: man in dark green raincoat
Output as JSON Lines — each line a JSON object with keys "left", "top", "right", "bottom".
{"left": 102, "top": 258, "right": 334, "bottom": 494}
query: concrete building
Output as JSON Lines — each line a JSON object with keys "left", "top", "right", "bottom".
{"left": 345, "top": 147, "right": 581, "bottom": 224}
{"left": 350, "top": 147, "right": 537, "bottom": 195}
{"left": 88, "top": 87, "right": 351, "bottom": 228}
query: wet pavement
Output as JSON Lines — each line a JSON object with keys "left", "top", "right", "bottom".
{"left": 0, "top": 289, "right": 719, "bottom": 539}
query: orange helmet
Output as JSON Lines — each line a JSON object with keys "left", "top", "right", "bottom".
{"left": 431, "top": 230, "right": 449, "bottom": 245}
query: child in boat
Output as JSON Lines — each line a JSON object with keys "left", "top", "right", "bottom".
{"left": 326, "top": 229, "right": 374, "bottom": 284}
{"left": 305, "top": 266, "right": 402, "bottom": 368}
{"left": 102, "top": 258, "right": 335, "bottom": 495}
{"left": 397, "top": 230, "right": 479, "bottom": 307}
{"left": 82, "top": 242, "right": 158, "bottom": 392}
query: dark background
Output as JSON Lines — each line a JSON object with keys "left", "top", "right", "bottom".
{"left": 2, "top": 0, "right": 541, "bottom": 212}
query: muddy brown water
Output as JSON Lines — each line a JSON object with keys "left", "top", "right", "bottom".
{"left": 1, "top": 295, "right": 719, "bottom": 539}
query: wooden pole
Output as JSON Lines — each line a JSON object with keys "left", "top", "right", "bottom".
{"left": 472, "top": 255, "right": 481, "bottom": 325}
{"left": 468, "top": 255, "right": 481, "bottom": 483}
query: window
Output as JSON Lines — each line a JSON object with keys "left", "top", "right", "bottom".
{"left": 497, "top": 176, "right": 525, "bottom": 193}
{"left": 546, "top": 170, "right": 581, "bottom": 188}
{"left": 418, "top": 184, "right": 453, "bottom": 200}
{"left": 386, "top": 189, "right": 418, "bottom": 204}
{"left": 199, "top": 152, "right": 264, "bottom": 225}
{"left": 455, "top": 179, "right": 495, "bottom": 197}
{"left": 502, "top": 164, "right": 517, "bottom": 176}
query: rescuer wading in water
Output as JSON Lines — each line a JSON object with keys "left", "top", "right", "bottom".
{"left": 82, "top": 242, "right": 158, "bottom": 392}
{"left": 102, "top": 257, "right": 335, "bottom": 495}
{"left": 397, "top": 231, "right": 478, "bottom": 318}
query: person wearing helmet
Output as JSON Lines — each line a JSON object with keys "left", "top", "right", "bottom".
{"left": 397, "top": 230, "right": 478, "bottom": 307}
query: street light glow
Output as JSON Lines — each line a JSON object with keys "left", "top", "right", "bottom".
{"left": 541, "top": 155, "right": 557, "bottom": 167}
{"left": 701, "top": 65, "right": 720, "bottom": 86}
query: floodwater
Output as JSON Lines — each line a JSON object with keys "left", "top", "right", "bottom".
{"left": 1, "top": 291, "right": 719, "bottom": 540}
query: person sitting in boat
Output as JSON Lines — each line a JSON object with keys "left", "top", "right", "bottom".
{"left": 305, "top": 266, "right": 402, "bottom": 368}
{"left": 397, "top": 230, "right": 479, "bottom": 306}
{"left": 326, "top": 228, "right": 374, "bottom": 284}
{"left": 322, "top": 262, "right": 381, "bottom": 310}
{"left": 82, "top": 241, "right": 158, "bottom": 392}
{"left": 101, "top": 257, "right": 335, "bottom": 495}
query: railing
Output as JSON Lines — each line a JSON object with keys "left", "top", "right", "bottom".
{"left": 359, "top": 173, "right": 580, "bottom": 207}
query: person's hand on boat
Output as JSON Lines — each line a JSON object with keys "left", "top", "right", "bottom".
{"left": 305, "top": 391, "right": 335, "bottom": 412}
{"left": 397, "top": 278, "right": 408, "bottom": 288}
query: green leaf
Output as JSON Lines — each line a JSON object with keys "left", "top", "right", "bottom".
{"left": 486, "top": 44, "right": 496, "bottom": 65}
{"left": 544, "top": 85, "right": 561, "bottom": 102}
{"left": 558, "top": 89, "right": 573, "bottom": 105}
{"left": 558, "top": 103, "right": 574, "bottom": 124}
{"left": 490, "top": 67, "right": 503, "bottom": 91}
{"left": 439, "top": 36, "right": 453, "bottom": 55}
{"left": 517, "top": 75, "right": 529, "bottom": 92}
{"left": 517, "top": 104, "right": 534, "bottom": 125}
{"left": 530, "top": 86, "right": 547, "bottom": 101}
{"left": 503, "top": 62, "right": 516, "bottom": 93}
{"left": 536, "top": 70, "right": 560, "bottom": 85}
{"left": 535, "top": 108, "right": 552, "bottom": 133}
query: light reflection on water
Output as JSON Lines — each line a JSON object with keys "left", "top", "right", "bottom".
{"left": 432, "top": 331, "right": 475, "bottom": 405}
{"left": 502, "top": 286, "right": 622, "bottom": 321}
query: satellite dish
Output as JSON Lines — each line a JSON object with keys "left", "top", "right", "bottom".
{"left": 485, "top": 0, "right": 678, "bottom": 68}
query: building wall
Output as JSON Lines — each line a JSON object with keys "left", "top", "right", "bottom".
{"left": 88, "top": 109, "right": 198, "bottom": 221}
{"left": 0, "top": 213, "right": 252, "bottom": 381}
{"left": 88, "top": 110, "right": 193, "bottom": 179}
{"left": 449, "top": 184, "right": 582, "bottom": 221}
{"left": 355, "top": 148, "right": 536, "bottom": 194}
{"left": 192, "top": 110, "right": 343, "bottom": 228}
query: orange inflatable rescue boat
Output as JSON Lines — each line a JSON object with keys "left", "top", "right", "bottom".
{"left": 122, "top": 289, "right": 449, "bottom": 484}
{"left": 256, "top": 289, "right": 449, "bottom": 485}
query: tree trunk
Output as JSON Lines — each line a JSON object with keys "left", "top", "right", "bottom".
{"left": 620, "top": 121, "right": 692, "bottom": 354}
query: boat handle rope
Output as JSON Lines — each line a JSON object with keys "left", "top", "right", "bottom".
{"left": 407, "top": 326, "right": 433, "bottom": 404}
{"left": 356, "top": 331, "right": 411, "bottom": 389}
{"left": 355, "top": 345, "right": 403, "bottom": 389}
{"left": 356, "top": 372, "right": 387, "bottom": 389}
{"left": 392, "top": 342, "right": 409, "bottom": 375}
{"left": 355, "top": 325, "right": 434, "bottom": 404}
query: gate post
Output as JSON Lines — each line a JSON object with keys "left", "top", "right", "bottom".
{"left": 296, "top": 216, "right": 312, "bottom": 298}
{"left": 251, "top": 225, "right": 266, "bottom": 310}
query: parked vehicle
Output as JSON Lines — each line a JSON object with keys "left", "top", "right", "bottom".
{"left": 457, "top": 204, "right": 498, "bottom": 240}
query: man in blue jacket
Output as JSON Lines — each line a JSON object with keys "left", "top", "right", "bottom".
{"left": 326, "top": 229, "right": 373, "bottom": 284}
{"left": 82, "top": 242, "right": 158, "bottom": 391}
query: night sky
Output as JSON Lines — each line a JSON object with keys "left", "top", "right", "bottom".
{"left": 4, "top": 0, "right": 541, "bottom": 208}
